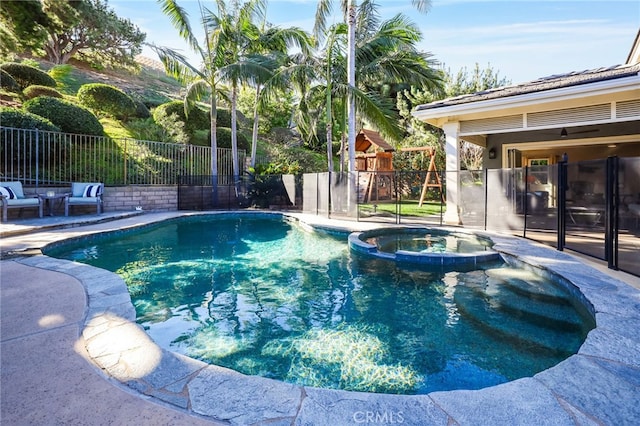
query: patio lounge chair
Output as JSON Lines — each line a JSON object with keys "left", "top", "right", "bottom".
{"left": 64, "top": 182, "right": 104, "bottom": 216}
{"left": 0, "top": 181, "right": 43, "bottom": 222}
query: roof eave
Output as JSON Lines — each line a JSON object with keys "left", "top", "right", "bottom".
{"left": 411, "top": 73, "right": 640, "bottom": 125}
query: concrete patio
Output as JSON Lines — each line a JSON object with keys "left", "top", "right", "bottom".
{"left": 1, "top": 212, "right": 639, "bottom": 425}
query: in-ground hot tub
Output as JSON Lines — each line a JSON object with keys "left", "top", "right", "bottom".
{"left": 349, "top": 227, "right": 502, "bottom": 267}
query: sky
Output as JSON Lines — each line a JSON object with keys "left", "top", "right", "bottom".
{"left": 111, "top": 0, "right": 640, "bottom": 85}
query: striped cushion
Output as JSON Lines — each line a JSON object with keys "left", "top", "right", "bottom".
{"left": 82, "top": 184, "right": 100, "bottom": 198}
{"left": 0, "top": 186, "right": 17, "bottom": 199}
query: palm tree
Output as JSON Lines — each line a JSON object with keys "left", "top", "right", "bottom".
{"left": 152, "top": 0, "right": 228, "bottom": 204}
{"left": 314, "top": 0, "right": 433, "bottom": 173}
{"left": 248, "top": 25, "right": 312, "bottom": 169}
{"left": 300, "top": 2, "right": 441, "bottom": 172}
{"left": 213, "top": 0, "right": 267, "bottom": 189}
{"left": 217, "top": 3, "right": 311, "bottom": 173}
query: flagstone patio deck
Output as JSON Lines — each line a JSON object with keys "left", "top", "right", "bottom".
{"left": 1, "top": 212, "right": 639, "bottom": 425}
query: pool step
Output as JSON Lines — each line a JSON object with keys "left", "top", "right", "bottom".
{"left": 484, "top": 268, "right": 571, "bottom": 304}
{"left": 453, "top": 284, "right": 584, "bottom": 355}
{"left": 459, "top": 273, "right": 584, "bottom": 331}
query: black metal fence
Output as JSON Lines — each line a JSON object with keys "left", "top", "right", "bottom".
{"left": 178, "top": 156, "right": 640, "bottom": 277}
{"left": 1, "top": 126, "right": 245, "bottom": 185}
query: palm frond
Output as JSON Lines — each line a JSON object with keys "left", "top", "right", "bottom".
{"left": 148, "top": 43, "right": 203, "bottom": 83}
{"left": 313, "top": 0, "right": 334, "bottom": 41}
{"left": 185, "top": 80, "right": 211, "bottom": 105}
{"left": 158, "top": 0, "right": 203, "bottom": 57}
{"left": 353, "top": 88, "right": 404, "bottom": 142}
{"left": 218, "top": 56, "right": 273, "bottom": 87}
{"left": 411, "top": 0, "right": 432, "bottom": 14}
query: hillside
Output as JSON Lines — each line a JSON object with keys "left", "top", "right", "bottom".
{"left": 1, "top": 55, "right": 183, "bottom": 109}
{"left": 0, "top": 55, "right": 328, "bottom": 173}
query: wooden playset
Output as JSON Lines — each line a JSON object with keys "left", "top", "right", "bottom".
{"left": 354, "top": 129, "right": 443, "bottom": 204}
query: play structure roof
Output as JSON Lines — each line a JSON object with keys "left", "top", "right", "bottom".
{"left": 355, "top": 129, "right": 395, "bottom": 153}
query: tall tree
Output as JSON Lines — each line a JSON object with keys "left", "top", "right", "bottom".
{"left": 214, "top": 0, "right": 271, "bottom": 187}
{"left": 0, "top": 0, "right": 49, "bottom": 57}
{"left": 39, "top": 0, "right": 145, "bottom": 67}
{"left": 244, "top": 24, "right": 311, "bottom": 169}
{"left": 314, "top": 0, "right": 433, "bottom": 173}
{"left": 300, "top": 2, "right": 442, "bottom": 171}
{"left": 153, "top": 0, "right": 228, "bottom": 203}
{"left": 213, "top": 0, "right": 313, "bottom": 178}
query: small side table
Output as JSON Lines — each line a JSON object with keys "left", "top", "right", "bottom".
{"left": 39, "top": 193, "right": 68, "bottom": 216}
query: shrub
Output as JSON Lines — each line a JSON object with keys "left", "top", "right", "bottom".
{"left": 153, "top": 100, "right": 210, "bottom": 133}
{"left": 216, "top": 108, "right": 231, "bottom": 128}
{"left": 153, "top": 108, "right": 190, "bottom": 144}
{"left": 23, "top": 96, "right": 103, "bottom": 136}
{"left": 77, "top": 83, "right": 137, "bottom": 119}
{"left": 23, "top": 85, "right": 63, "bottom": 100}
{"left": 124, "top": 117, "right": 164, "bottom": 141}
{"left": 0, "top": 107, "right": 68, "bottom": 167}
{"left": 133, "top": 100, "right": 151, "bottom": 119}
{"left": 138, "top": 90, "right": 171, "bottom": 108}
{"left": 0, "top": 69, "right": 21, "bottom": 93}
{"left": 0, "top": 107, "right": 60, "bottom": 132}
{"left": 190, "top": 127, "right": 250, "bottom": 151}
{"left": 0, "top": 62, "right": 56, "bottom": 89}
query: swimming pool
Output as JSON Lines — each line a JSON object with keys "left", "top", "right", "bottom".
{"left": 45, "top": 213, "right": 595, "bottom": 394}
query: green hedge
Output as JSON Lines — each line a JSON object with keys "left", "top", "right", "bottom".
{"left": 0, "top": 62, "right": 56, "bottom": 89}
{"left": 153, "top": 101, "right": 210, "bottom": 133}
{"left": 23, "top": 85, "right": 63, "bottom": 100}
{"left": 0, "top": 69, "right": 21, "bottom": 93}
{"left": 216, "top": 108, "right": 231, "bottom": 128}
{"left": 0, "top": 107, "right": 68, "bottom": 166}
{"left": 133, "top": 100, "right": 151, "bottom": 119}
{"left": 77, "top": 83, "right": 137, "bottom": 119}
{"left": 0, "top": 107, "right": 60, "bottom": 132}
{"left": 23, "top": 96, "right": 103, "bottom": 136}
{"left": 190, "top": 126, "right": 250, "bottom": 151}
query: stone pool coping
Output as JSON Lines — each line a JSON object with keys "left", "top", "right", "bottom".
{"left": 11, "top": 211, "right": 640, "bottom": 425}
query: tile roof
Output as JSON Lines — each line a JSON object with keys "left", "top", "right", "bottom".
{"left": 415, "top": 63, "right": 640, "bottom": 111}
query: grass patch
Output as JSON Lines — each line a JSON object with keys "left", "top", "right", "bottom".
{"left": 49, "top": 64, "right": 94, "bottom": 95}
{"left": 360, "top": 200, "right": 445, "bottom": 217}
{"left": 101, "top": 117, "right": 134, "bottom": 139}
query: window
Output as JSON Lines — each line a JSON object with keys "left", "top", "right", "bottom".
{"left": 527, "top": 158, "right": 549, "bottom": 184}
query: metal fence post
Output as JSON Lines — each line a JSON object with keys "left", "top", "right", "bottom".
{"left": 483, "top": 168, "right": 488, "bottom": 231}
{"left": 605, "top": 156, "right": 619, "bottom": 270}
{"left": 523, "top": 166, "right": 529, "bottom": 238}
{"left": 123, "top": 138, "right": 128, "bottom": 185}
{"left": 35, "top": 130, "right": 39, "bottom": 188}
{"left": 395, "top": 171, "right": 400, "bottom": 225}
{"left": 557, "top": 156, "right": 567, "bottom": 251}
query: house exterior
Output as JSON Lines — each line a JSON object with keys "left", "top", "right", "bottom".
{"left": 412, "top": 30, "right": 640, "bottom": 225}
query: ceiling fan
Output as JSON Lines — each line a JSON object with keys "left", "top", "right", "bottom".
{"left": 559, "top": 127, "right": 600, "bottom": 138}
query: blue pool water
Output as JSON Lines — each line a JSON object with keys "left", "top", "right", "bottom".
{"left": 46, "top": 214, "right": 594, "bottom": 394}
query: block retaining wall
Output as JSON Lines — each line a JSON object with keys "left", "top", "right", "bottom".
{"left": 103, "top": 185, "right": 177, "bottom": 212}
